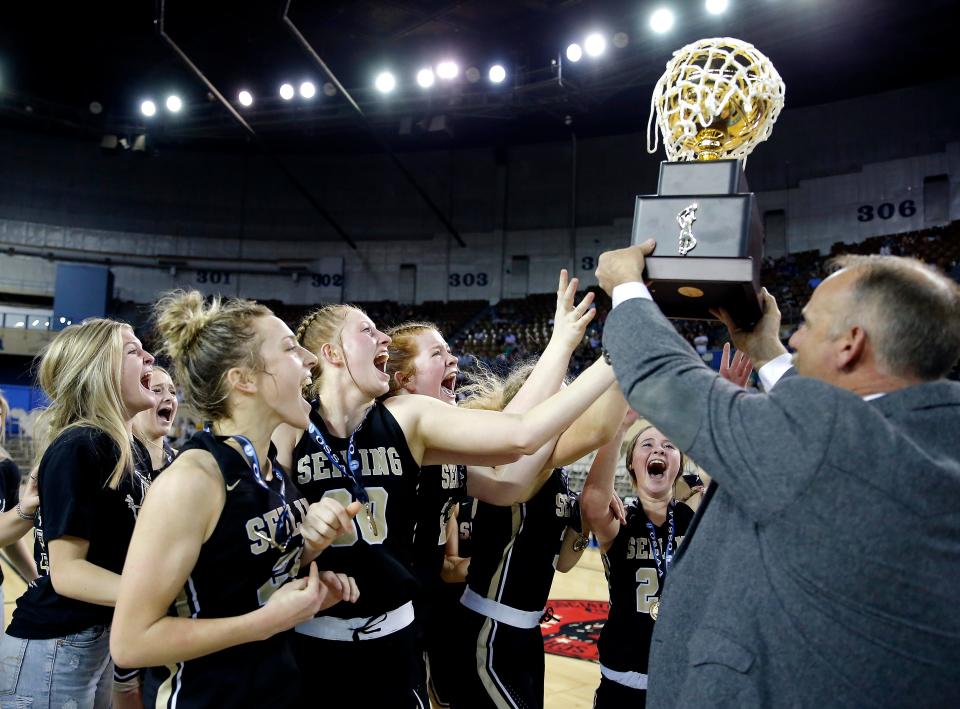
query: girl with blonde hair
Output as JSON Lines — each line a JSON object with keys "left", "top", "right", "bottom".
{"left": 0, "top": 392, "right": 39, "bottom": 604}
{"left": 132, "top": 365, "right": 179, "bottom": 472}
{"left": 274, "top": 275, "right": 617, "bottom": 707}
{"left": 449, "top": 354, "right": 627, "bottom": 709}
{"left": 580, "top": 344, "right": 751, "bottom": 708}
{"left": 111, "top": 291, "right": 359, "bottom": 708}
{"left": 0, "top": 319, "right": 157, "bottom": 708}
{"left": 112, "top": 366, "right": 181, "bottom": 708}
{"left": 383, "top": 272, "right": 626, "bottom": 708}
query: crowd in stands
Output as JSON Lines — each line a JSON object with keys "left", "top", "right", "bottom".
{"left": 115, "top": 222, "right": 959, "bottom": 386}
{"left": 454, "top": 222, "right": 960, "bottom": 379}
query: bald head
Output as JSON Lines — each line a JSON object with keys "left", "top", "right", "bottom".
{"left": 828, "top": 255, "right": 960, "bottom": 381}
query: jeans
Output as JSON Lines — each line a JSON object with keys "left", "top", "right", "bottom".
{"left": 0, "top": 625, "right": 112, "bottom": 708}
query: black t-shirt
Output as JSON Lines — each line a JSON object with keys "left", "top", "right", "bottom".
{"left": 597, "top": 500, "right": 694, "bottom": 674}
{"left": 466, "top": 469, "right": 579, "bottom": 613}
{"left": 0, "top": 457, "right": 22, "bottom": 586}
{"left": 7, "top": 426, "right": 152, "bottom": 639}
{"left": 292, "top": 400, "right": 421, "bottom": 619}
{"left": 143, "top": 432, "right": 308, "bottom": 709}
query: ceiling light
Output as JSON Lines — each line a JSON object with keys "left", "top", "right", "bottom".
{"left": 279, "top": 83, "right": 295, "bottom": 100}
{"left": 488, "top": 65, "right": 507, "bottom": 84}
{"left": 238, "top": 90, "right": 253, "bottom": 107}
{"left": 140, "top": 100, "right": 156, "bottom": 117}
{"left": 165, "top": 95, "right": 182, "bottom": 113}
{"left": 465, "top": 67, "right": 481, "bottom": 83}
{"left": 299, "top": 81, "right": 316, "bottom": 99}
{"left": 612, "top": 32, "right": 629, "bottom": 49}
{"left": 323, "top": 82, "right": 337, "bottom": 97}
{"left": 416, "top": 68, "right": 435, "bottom": 88}
{"left": 566, "top": 43, "right": 583, "bottom": 63}
{"left": 375, "top": 71, "right": 396, "bottom": 93}
{"left": 705, "top": 0, "right": 729, "bottom": 14}
{"left": 584, "top": 33, "right": 607, "bottom": 57}
{"left": 436, "top": 61, "right": 459, "bottom": 80}
{"left": 649, "top": 8, "right": 675, "bottom": 34}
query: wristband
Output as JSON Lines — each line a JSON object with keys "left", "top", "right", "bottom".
{"left": 16, "top": 502, "right": 36, "bottom": 521}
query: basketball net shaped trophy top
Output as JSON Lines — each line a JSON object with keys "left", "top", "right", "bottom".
{"left": 632, "top": 37, "right": 785, "bottom": 329}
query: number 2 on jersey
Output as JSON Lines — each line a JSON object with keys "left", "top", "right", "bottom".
{"left": 635, "top": 567, "right": 660, "bottom": 614}
{"left": 322, "top": 487, "right": 389, "bottom": 545}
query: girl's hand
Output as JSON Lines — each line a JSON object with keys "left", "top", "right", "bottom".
{"left": 301, "top": 499, "right": 361, "bottom": 554}
{"left": 618, "top": 408, "right": 640, "bottom": 434}
{"left": 718, "top": 342, "right": 753, "bottom": 388}
{"left": 550, "top": 269, "right": 596, "bottom": 352}
{"left": 261, "top": 562, "right": 359, "bottom": 634}
{"left": 20, "top": 466, "right": 39, "bottom": 517}
{"left": 609, "top": 493, "right": 627, "bottom": 525}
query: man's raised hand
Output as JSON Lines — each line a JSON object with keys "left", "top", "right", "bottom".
{"left": 710, "top": 287, "right": 787, "bottom": 370}
{"left": 595, "top": 239, "right": 656, "bottom": 296}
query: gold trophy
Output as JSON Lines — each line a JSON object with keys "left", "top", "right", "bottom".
{"left": 632, "top": 37, "right": 785, "bottom": 328}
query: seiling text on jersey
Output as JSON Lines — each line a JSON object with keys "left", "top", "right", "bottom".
{"left": 246, "top": 497, "right": 310, "bottom": 555}
{"left": 296, "top": 446, "right": 404, "bottom": 484}
{"left": 625, "top": 534, "right": 687, "bottom": 561}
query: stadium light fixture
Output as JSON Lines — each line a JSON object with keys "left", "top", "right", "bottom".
{"left": 488, "top": 64, "right": 507, "bottom": 84}
{"left": 649, "top": 8, "right": 675, "bottom": 34}
{"left": 140, "top": 99, "right": 157, "bottom": 117}
{"left": 417, "top": 68, "right": 435, "bottom": 88}
{"left": 705, "top": 0, "right": 729, "bottom": 15}
{"left": 566, "top": 43, "right": 583, "bottom": 62}
{"left": 279, "top": 83, "right": 295, "bottom": 100}
{"left": 436, "top": 61, "right": 459, "bottom": 80}
{"left": 299, "top": 81, "right": 316, "bottom": 99}
{"left": 584, "top": 33, "right": 607, "bottom": 57}
{"left": 238, "top": 90, "right": 253, "bottom": 107}
{"left": 165, "top": 95, "right": 182, "bottom": 113}
{"left": 375, "top": 71, "right": 397, "bottom": 93}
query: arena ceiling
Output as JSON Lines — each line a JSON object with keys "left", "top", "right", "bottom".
{"left": 0, "top": 0, "right": 955, "bottom": 153}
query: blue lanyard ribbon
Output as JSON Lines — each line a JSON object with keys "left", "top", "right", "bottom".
{"left": 230, "top": 435, "right": 293, "bottom": 551}
{"left": 645, "top": 501, "right": 675, "bottom": 579}
{"left": 306, "top": 407, "right": 371, "bottom": 504}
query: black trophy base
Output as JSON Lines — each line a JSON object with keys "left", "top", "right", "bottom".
{"left": 631, "top": 159, "right": 765, "bottom": 331}
{"left": 644, "top": 257, "right": 762, "bottom": 329}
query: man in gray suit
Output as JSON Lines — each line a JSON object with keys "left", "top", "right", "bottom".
{"left": 595, "top": 241, "right": 960, "bottom": 708}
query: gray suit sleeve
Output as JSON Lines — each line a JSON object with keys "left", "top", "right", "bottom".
{"left": 603, "top": 298, "right": 839, "bottom": 522}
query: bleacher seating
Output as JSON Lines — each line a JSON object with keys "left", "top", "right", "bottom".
{"left": 121, "top": 221, "right": 959, "bottom": 382}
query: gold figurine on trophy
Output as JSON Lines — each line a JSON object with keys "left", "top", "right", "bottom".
{"left": 632, "top": 38, "right": 786, "bottom": 329}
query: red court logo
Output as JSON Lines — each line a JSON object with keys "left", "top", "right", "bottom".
{"left": 540, "top": 599, "right": 609, "bottom": 662}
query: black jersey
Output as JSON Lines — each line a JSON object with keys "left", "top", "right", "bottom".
{"left": 598, "top": 500, "right": 694, "bottom": 674}
{"left": 8, "top": 427, "right": 151, "bottom": 639}
{"left": 291, "top": 399, "right": 421, "bottom": 618}
{"left": 0, "top": 457, "right": 22, "bottom": 586}
{"left": 465, "top": 469, "right": 578, "bottom": 613}
{"left": 143, "top": 432, "right": 309, "bottom": 709}
{"left": 412, "top": 464, "right": 466, "bottom": 587}
{"left": 455, "top": 495, "right": 476, "bottom": 560}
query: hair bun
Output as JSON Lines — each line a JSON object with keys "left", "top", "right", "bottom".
{"left": 154, "top": 290, "right": 219, "bottom": 360}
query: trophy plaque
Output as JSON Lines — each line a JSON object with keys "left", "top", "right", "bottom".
{"left": 633, "top": 38, "right": 785, "bottom": 329}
